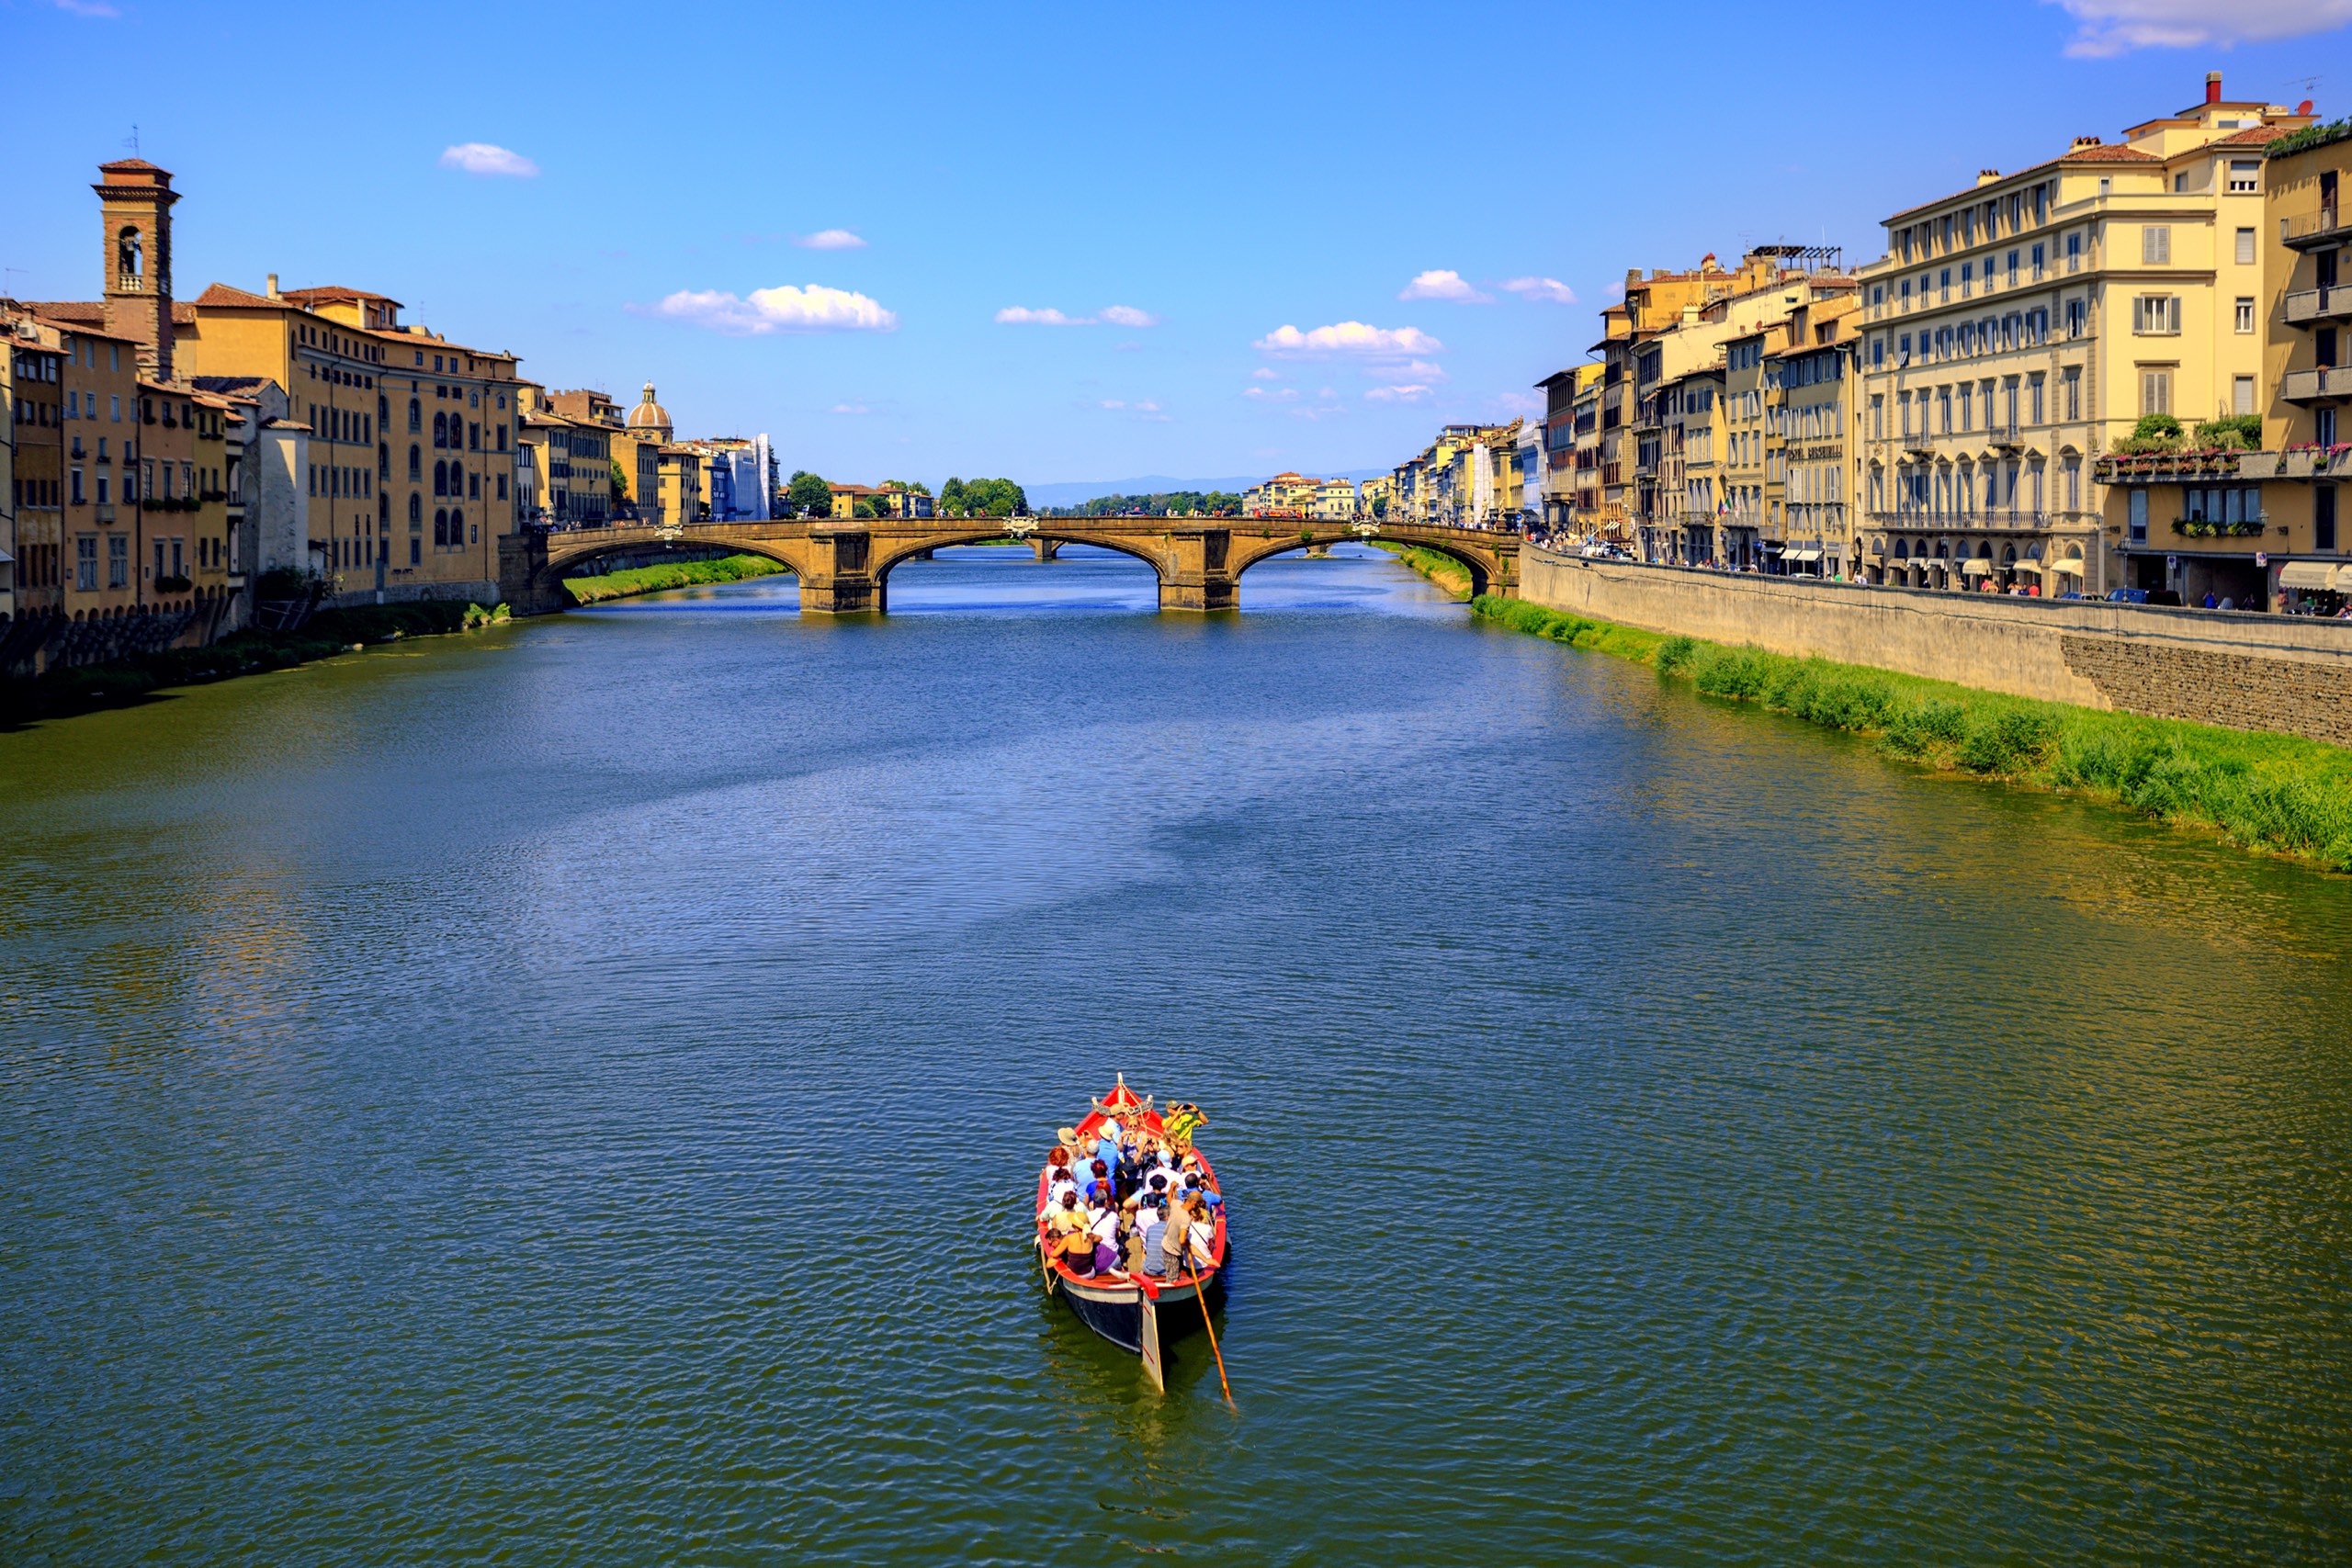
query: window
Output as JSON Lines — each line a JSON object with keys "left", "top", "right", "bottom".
{"left": 2030, "top": 374, "right": 2045, "bottom": 424}
{"left": 408, "top": 398, "right": 421, "bottom": 433}
{"left": 2007, "top": 250, "right": 2018, "bottom": 287}
{"left": 70, "top": 468, "right": 85, "bottom": 505}
{"left": 1962, "top": 261, "right": 1973, "bottom": 298}
{"left": 2228, "top": 297, "right": 2256, "bottom": 334}
{"left": 75, "top": 536, "right": 97, "bottom": 590}
{"left": 1900, "top": 278, "right": 1912, "bottom": 310}
{"left": 107, "top": 534, "right": 127, "bottom": 587}
{"left": 2128, "top": 489, "right": 2148, "bottom": 542}
{"left": 408, "top": 445, "right": 422, "bottom": 480}
{"left": 2140, "top": 367, "right": 2172, "bottom": 416}
{"left": 434, "top": 459, "right": 447, "bottom": 497}
{"left": 2063, "top": 366, "right": 2081, "bottom": 421}
{"left": 2233, "top": 377, "right": 2256, "bottom": 415}
{"left": 2174, "top": 171, "right": 2190, "bottom": 194}
{"left": 110, "top": 394, "right": 120, "bottom": 422}
{"left": 2065, "top": 299, "right": 2086, "bottom": 339}
{"left": 2320, "top": 486, "right": 2338, "bottom": 552}
{"left": 2234, "top": 227, "right": 2256, "bottom": 266}
{"left": 2066, "top": 231, "right": 2082, "bottom": 273}
{"left": 2064, "top": 456, "right": 2081, "bottom": 512}
{"left": 2142, "top": 226, "right": 2170, "bottom": 265}
{"left": 2132, "top": 295, "right": 2181, "bottom": 335}
{"left": 1871, "top": 395, "right": 1883, "bottom": 438}
{"left": 496, "top": 473, "right": 508, "bottom": 501}
{"left": 1898, "top": 333, "right": 1911, "bottom": 366}
{"left": 1939, "top": 267, "right": 1951, "bottom": 302}
{"left": 2228, "top": 161, "right": 2258, "bottom": 195}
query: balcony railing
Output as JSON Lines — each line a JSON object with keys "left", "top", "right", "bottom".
{"left": 1865, "top": 509, "right": 2051, "bottom": 529}
{"left": 2280, "top": 366, "right": 2352, "bottom": 403}
{"left": 1986, "top": 421, "right": 2023, "bottom": 449}
{"left": 2283, "top": 286, "right": 2352, "bottom": 327}
{"left": 2282, "top": 207, "right": 2347, "bottom": 251}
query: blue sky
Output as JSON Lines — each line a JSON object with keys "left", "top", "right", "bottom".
{"left": 6, "top": 0, "right": 2348, "bottom": 488}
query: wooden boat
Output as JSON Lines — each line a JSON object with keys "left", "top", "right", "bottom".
{"left": 1035, "top": 1077, "right": 1227, "bottom": 1393}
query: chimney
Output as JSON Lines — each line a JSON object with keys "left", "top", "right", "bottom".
{"left": 2206, "top": 72, "right": 2222, "bottom": 106}
{"left": 266, "top": 273, "right": 279, "bottom": 298}
{"left": 2070, "top": 135, "right": 2103, "bottom": 150}
{"left": 1976, "top": 168, "right": 2001, "bottom": 186}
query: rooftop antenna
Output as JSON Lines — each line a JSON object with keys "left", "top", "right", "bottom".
{"left": 124, "top": 124, "right": 140, "bottom": 155}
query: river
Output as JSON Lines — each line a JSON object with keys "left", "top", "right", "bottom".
{"left": 4, "top": 543, "right": 2348, "bottom": 1564}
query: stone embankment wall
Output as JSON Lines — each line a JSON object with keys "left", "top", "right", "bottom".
{"left": 1519, "top": 548, "right": 2352, "bottom": 747}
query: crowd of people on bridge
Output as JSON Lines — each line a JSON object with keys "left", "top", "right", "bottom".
{"left": 1040, "top": 1114, "right": 1220, "bottom": 1282}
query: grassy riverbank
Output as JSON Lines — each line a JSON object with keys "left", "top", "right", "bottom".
{"left": 562, "top": 553, "right": 788, "bottom": 605}
{"left": 1475, "top": 593, "right": 2352, "bottom": 873}
{"left": 2, "top": 601, "right": 510, "bottom": 727}
{"left": 1374, "top": 541, "right": 1472, "bottom": 598}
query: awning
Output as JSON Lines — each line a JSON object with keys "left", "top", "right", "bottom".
{"left": 1786, "top": 547, "right": 1822, "bottom": 562}
{"left": 2278, "top": 561, "right": 2338, "bottom": 589}
{"left": 2010, "top": 559, "right": 2044, "bottom": 574}
{"left": 2046, "top": 557, "right": 2086, "bottom": 575}
{"left": 1961, "top": 558, "right": 1994, "bottom": 575}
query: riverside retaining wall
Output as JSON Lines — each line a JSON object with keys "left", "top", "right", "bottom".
{"left": 1519, "top": 547, "right": 2352, "bottom": 748}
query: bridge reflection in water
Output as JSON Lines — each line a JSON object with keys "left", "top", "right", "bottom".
{"left": 502, "top": 517, "right": 1520, "bottom": 615}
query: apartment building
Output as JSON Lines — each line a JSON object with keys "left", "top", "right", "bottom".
{"left": 0, "top": 334, "right": 14, "bottom": 621}
{"left": 1856, "top": 74, "right": 2312, "bottom": 594}
{"left": 7, "top": 333, "right": 62, "bottom": 616}
{"left": 1532, "top": 364, "right": 1600, "bottom": 529}
{"left": 1770, "top": 298, "right": 1862, "bottom": 576}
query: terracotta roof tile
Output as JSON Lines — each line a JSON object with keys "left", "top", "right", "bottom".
{"left": 194, "top": 282, "right": 288, "bottom": 310}
{"left": 98, "top": 157, "right": 167, "bottom": 173}
{"left": 19, "top": 299, "right": 107, "bottom": 324}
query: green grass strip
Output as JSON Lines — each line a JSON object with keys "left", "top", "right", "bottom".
{"left": 563, "top": 553, "right": 788, "bottom": 605}
{"left": 1373, "top": 541, "right": 1472, "bottom": 598}
{"left": 1472, "top": 592, "right": 2352, "bottom": 874}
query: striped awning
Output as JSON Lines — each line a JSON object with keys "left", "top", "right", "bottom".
{"left": 2278, "top": 561, "right": 2339, "bottom": 589}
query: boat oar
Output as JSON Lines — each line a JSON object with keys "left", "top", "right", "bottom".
{"left": 1189, "top": 1254, "right": 1234, "bottom": 1407}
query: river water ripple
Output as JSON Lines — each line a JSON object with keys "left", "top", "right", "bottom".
{"left": 3, "top": 545, "right": 2348, "bottom": 1564}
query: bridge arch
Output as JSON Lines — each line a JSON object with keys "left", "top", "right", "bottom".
{"left": 530, "top": 531, "right": 813, "bottom": 603}
{"left": 871, "top": 528, "right": 1173, "bottom": 591}
{"left": 1227, "top": 528, "right": 1504, "bottom": 599}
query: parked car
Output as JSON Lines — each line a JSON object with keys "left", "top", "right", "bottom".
{"left": 2107, "top": 588, "right": 2150, "bottom": 604}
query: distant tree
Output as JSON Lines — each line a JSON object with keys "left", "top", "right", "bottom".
{"left": 610, "top": 459, "right": 630, "bottom": 500}
{"left": 885, "top": 478, "right": 933, "bottom": 497}
{"left": 787, "top": 470, "right": 833, "bottom": 517}
{"left": 1371, "top": 494, "right": 1389, "bottom": 519}
{"left": 940, "top": 477, "right": 967, "bottom": 516}
{"left": 854, "top": 498, "right": 883, "bottom": 519}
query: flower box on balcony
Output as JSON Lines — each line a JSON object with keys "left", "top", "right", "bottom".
{"left": 2171, "top": 518, "right": 2268, "bottom": 538}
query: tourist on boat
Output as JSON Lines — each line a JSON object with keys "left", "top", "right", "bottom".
{"left": 1085, "top": 1157, "right": 1114, "bottom": 1202}
{"left": 1137, "top": 1200, "right": 1170, "bottom": 1278}
{"left": 1087, "top": 1201, "right": 1121, "bottom": 1275}
{"left": 1160, "top": 1194, "right": 1196, "bottom": 1278}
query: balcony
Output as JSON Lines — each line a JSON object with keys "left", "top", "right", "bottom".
{"left": 2280, "top": 366, "right": 2352, "bottom": 403}
{"left": 1986, "top": 421, "right": 2023, "bottom": 450}
{"left": 2096, "top": 448, "right": 2246, "bottom": 483}
{"left": 2282, "top": 206, "right": 2348, "bottom": 252}
{"left": 2283, "top": 286, "right": 2352, "bottom": 327}
{"left": 2240, "top": 447, "right": 2350, "bottom": 479}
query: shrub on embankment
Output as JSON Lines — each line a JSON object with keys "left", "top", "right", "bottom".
{"left": 1374, "top": 542, "right": 1472, "bottom": 597}
{"left": 2, "top": 601, "right": 509, "bottom": 725}
{"left": 561, "top": 554, "right": 786, "bottom": 605}
{"left": 1473, "top": 593, "right": 2352, "bottom": 873}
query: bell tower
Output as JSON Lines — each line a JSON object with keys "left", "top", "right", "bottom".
{"left": 95, "top": 158, "right": 177, "bottom": 378}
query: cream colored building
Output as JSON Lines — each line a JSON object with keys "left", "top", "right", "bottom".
{"left": 1856, "top": 73, "right": 2311, "bottom": 595}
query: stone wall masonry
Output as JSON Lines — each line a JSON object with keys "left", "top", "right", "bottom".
{"left": 1518, "top": 547, "right": 2352, "bottom": 747}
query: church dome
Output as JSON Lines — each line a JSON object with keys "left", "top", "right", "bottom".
{"left": 627, "top": 381, "right": 672, "bottom": 436}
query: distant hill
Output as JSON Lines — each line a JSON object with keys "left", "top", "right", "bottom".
{"left": 1023, "top": 468, "right": 1391, "bottom": 509}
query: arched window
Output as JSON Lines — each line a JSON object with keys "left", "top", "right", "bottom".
{"left": 468, "top": 470, "right": 479, "bottom": 500}
{"left": 450, "top": 508, "right": 464, "bottom": 545}
{"left": 432, "top": 412, "right": 447, "bottom": 448}
{"left": 435, "top": 507, "right": 448, "bottom": 547}
{"left": 379, "top": 442, "right": 390, "bottom": 480}
{"left": 409, "top": 493, "right": 422, "bottom": 526}
{"left": 408, "top": 444, "right": 421, "bottom": 480}
{"left": 434, "top": 459, "right": 447, "bottom": 497}
{"left": 408, "top": 398, "right": 421, "bottom": 434}
{"left": 379, "top": 393, "right": 390, "bottom": 426}
{"left": 117, "top": 225, "right": 142, "bottom": 282}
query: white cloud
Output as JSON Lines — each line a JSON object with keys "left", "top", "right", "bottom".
{"left": 1364, "top": 385, "right": 1434, "bottom": 402}
{"left": 1399, "top": 269, "right": 1491, "bottom": 303}
{"left": 641, "top": 284, "right": 898, "bottom": 334}
{"left": 1365, "top": 358, "right": 1449, "bottom": 386}
{"left": 1244, "top": 386, "right": 1301, "bottom": 401}
{"left": 1102, "top": 397, "right": 1171, "bottom": 422}
{"left": 997, "top": 306, "right": 1091, "bottom": 325}
{"left": 1101, "top": 305, "right": 1159, "bottom": 327}
{"left": 1254, "top": 321, "right": 1443, "bottom": 356}
{"left": 52, "top": 0, "right": 119, "bottom": 16}
{"left": 2043, "top": 0, "right": 2352, "bottom": 54}
{"left": 831, "top": 402, "right": 871, "bottom": 414}
{"left": 1290, "top": 405, "right": 1347, "bottom": 421}
{"left": 1250, "top": 367, "right": 1282, "bottom": 381}
{"left": 1493, "top": 391, "right": 1544, "bottom": 414}
{"left": 439, "top": 142, "right": 538, "bottom": 177}
{"left": 797, "top": 229, "right": 867, "bottom": 250}
{"left": 1501, "top": 276, "right": 1578, "bottom": 305}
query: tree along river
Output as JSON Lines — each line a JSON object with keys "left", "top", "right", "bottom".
{"left": 3, "top": 544, "right": 2349, "bottom": 1565}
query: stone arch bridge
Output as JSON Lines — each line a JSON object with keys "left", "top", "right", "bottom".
{"left": 500, "top": 517, "right": 1520, "bottom": 615}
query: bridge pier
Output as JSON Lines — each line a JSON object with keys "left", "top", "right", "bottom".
{"left": 1032, "top": 539, "right": 1060, "bottom": 561}
{"left": 1156, "top": 526, "right": 1238, "bottom": 612}
{"left": 797, "top": 528, "right": 883, "bottom": 614}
